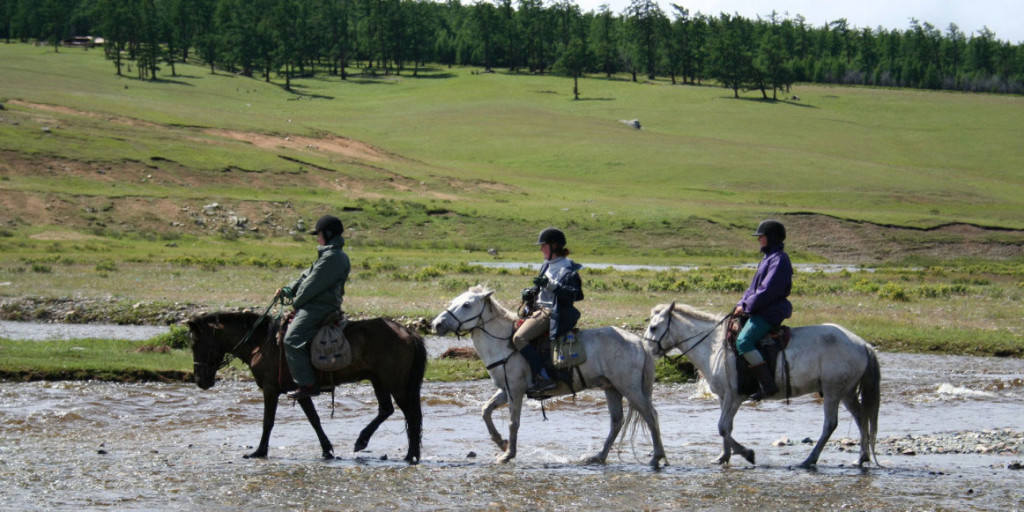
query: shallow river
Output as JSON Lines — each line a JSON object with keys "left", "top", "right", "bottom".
{"left": 1, "top": 347, "right": 1022, "bottom": 510}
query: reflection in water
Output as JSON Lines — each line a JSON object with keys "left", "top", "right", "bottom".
{"left": 0, "top": 353, "right": 1021, "bottom": 510}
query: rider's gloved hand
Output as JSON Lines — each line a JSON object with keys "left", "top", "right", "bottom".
{"left": 532, "top": 276, "right": 549, "bottom": 288}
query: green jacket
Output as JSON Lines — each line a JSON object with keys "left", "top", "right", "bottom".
{"left": 287, "top": 235, "right": 350, "bottom": 312}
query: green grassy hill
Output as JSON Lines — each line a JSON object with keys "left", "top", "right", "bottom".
{"left": 1, "top": 43, "right": 1023, "bottom": 264}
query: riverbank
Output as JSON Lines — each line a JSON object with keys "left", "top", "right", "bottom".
{"left": 2, "top": 252, "right": 1022, "bottom": 384}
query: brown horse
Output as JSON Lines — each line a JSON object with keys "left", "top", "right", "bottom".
{"left": 187, "top": 311, "right": 426, "bottom": 463}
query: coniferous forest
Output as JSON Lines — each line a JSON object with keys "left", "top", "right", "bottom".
{"left": 3, "top": 0, "right": 1023, "bottom": 96}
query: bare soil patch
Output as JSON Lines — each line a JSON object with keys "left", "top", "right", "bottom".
{"left": 783, "top": 214, "right": 1024, "bottom": 263}
{"left": 205, "top": 129, "right": 396, "bottom": 163}
{"left": 7, "top": 99, "right": 163, "bottom": 128}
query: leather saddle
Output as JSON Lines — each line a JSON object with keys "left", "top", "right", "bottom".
{"left": 728, "top": 316, "right": 792, "bottom": 396}
{"left": 515, "top": 318, "right": 583, "bottom": 399}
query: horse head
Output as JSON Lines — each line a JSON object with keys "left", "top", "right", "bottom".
{"left": 642, "top": 301, "right": 677, "bottom": 356}
{"left": 432, "top": 286, "right": 495, "bottom": 336}
{"left": 187, "top": 314, "right": 229, "bottom": 390}
{"left": 645, "top": 302, "right": 727, "bottom": 358}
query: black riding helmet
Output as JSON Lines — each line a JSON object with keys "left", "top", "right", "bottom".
{"left": 310, "top": 215, "right": 344, "bottom": 240}
{"left": 753, "top": 219, "right": 786, "bottom": 245}
{"left": 535, "top": 227, "right": 567, "bottom": 247}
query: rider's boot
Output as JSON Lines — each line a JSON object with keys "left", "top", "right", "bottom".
{"left": 747, "top": 362, "right": 779, "bottom": 401}
{"left": 287, "top": 383, "right": 320, "bottom": 400}
{"left": 520, "top": 344, "right": 556, "bottom": 393}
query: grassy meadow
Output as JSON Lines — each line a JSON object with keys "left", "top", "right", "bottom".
{"left": 2, "top": 43, "right": 1024, "bottom": 240}
{"left": 1, "top": 43, "right": 1023, "bottom": 380}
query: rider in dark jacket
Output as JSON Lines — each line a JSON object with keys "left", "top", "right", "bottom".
{"left": 513, "top": 227, "right": 584, "bottom": 393}
{"left": 733, "top": 219, "right": 792, "bottom": 401}
{"left": 277, "top": 215, "right": 351, "bottom": 400}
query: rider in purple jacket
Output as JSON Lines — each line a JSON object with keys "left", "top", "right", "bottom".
{"left": 732, "top": 219, "right": 792, "bottom": 401}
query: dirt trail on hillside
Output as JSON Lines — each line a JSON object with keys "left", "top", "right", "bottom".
{"left": 8, "top": 100, "right": 395, "bottom": 164}
{"left": 204, "top": 129, "right": 394, "bottom": 163}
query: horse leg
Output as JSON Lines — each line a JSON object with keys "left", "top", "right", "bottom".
{"left": 355, "top": 381, "right": 395, "bottom": 453}
{"left": 584, "top": 388, "right": 625, "bottom": 465}
{"left": 245, "top": 389, "right": 280, "bottom": 459}
{"left": 497, "top": 391, "right": 524, "bottom": 463}
{"left": 841, "top": 390, "right": 871, "bottom": 467}
{"left": 481, "top": 389, "right": 510, "bottom": 453}
{"left": 297, "top": 396, "right": 335, "bottom": 460}
{"left": 801, "top": 394, "right": 842, "bottom": 467}
{"left": 392, "top": 388, "right": 424, "bottom": 464}
{"left": 716, "top": 397, "right": 753, "bottom": 465}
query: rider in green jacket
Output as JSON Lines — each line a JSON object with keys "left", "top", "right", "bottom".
{"left": 277, "top": 215, "right": 351, "bottom": 399}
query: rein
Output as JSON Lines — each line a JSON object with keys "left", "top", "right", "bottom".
{"left": 442, "top": 298, "right": 519, "bottom": 396}
{"left": 195, "top": 296, "right": 283, "bottom": 373}
{"left": 230, "top": 295, "right": 284, "bottom": 356}
{"left": 647, "top": 309, "right": 732, "bottom": 363}
{"left": 442, "top": 302, "right": 515, "bottom": 343}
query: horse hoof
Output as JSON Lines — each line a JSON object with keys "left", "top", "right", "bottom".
{"left": 744, "top": 450, "right": 756, "bottom": 465}
{"left": 244, "top": 451, "right": 268, "bottom": 459}
{"left": 354, "top": 440, "right": 368, "bottom": 452}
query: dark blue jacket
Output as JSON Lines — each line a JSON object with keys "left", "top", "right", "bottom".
{"left": 544, "top": 260, "right": 584, "bottom": 340}
{"left": 737, "top": 243, "right": 792, "bottom": 326}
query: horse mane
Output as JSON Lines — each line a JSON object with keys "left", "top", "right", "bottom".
{"left": 468, "top": 285, "right": 518, "bottom": 323}
{"left": 190, "top": 310, "right": 261, "bottom": 323}
{"left": 651, "top": 302, "right": 725, "bottom": 323}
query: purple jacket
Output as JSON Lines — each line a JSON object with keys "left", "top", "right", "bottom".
{"left": 737, "top": 243, "right": 793, "bottom": 326}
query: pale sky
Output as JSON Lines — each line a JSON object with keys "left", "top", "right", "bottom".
{"left": 574, "top": 0, "right": 1024, "bottom": 44}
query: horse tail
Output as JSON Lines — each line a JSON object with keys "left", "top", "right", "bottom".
{"left": 860, "top": 345, "right": 881, "bottom": 466}
{"left": 618, "top": 344, "right": 658, "bottom": 460}
{"left": 406, "top": 330, "right": 428, "bottom": 457}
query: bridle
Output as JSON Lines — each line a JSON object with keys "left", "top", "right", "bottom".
{"left": 645, "top": 307, "right": 731, "bottom": 360}
{"left": 193, "top": 297, "right": 282, "bottom": 375}
{"left": 191, "top": 315, "right": 232, "bottom": 375}
{"left": 441, "top": 295, "right": 520, "bottom": 393}
{"left": 442, "top": 297, "right": 516, "bottom": 343}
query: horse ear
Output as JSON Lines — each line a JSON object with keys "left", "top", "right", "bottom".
{"left": 668, "top": 300, "right": 676, "bottom": 312}
{"left": 483, "top": 290, "right": 495, "bottom": 299}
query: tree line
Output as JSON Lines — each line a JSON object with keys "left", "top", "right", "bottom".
{"left": 3, "top": 0, "right": 1023, "bottom": 96}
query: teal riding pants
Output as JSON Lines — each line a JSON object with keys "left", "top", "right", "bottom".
{"left": 735, "top": 314, "right": 772, "bottom": 356}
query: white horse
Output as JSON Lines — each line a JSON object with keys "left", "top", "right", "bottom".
{"left": 643, "top": 302, "right": 880, "bottom": 468}
{"left": 431, "top": 286, "right": 667, "bottom": 467}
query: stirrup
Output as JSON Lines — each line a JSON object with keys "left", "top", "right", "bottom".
{"left": 527, "top": 377, "right": 556, "bottom": 393}
{"left": 746, "top": 385, "right": 778, "bottom": 402}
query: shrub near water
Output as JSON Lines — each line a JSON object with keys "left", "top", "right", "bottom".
{"left": 148, "top": 325, "right": 192, "bottom": 350}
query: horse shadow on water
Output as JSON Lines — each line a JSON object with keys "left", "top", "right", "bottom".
{"left": 643, "top": 302, "right": 881, "bottom": 469}
{"left": 188, "top": 311, "right": 426, "bottom": 463}
{"left": 431, "top": 286, "right": 668, "bottom": 468}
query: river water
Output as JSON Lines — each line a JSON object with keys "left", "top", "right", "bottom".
{"left": 1, "top": 343, "right": 1022, "bottom": 510}
{"left": 0, "top": 320, "right": 170, "bottom": 341}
